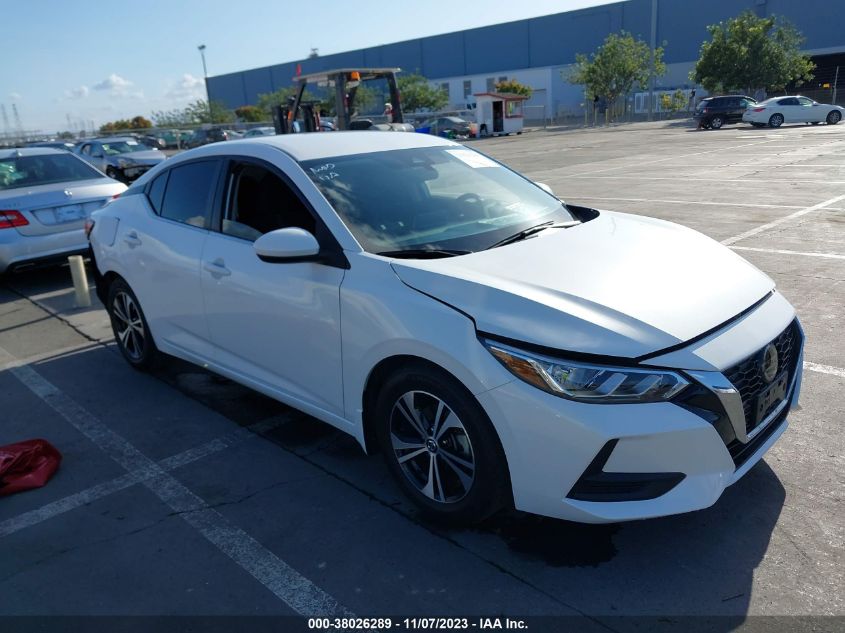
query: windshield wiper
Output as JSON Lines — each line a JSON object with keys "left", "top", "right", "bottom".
{"left": 376, "top": 248, "right": 472, "bottom": 259}
{"left": 486, "top": 220, "right": 580, "bottom": 250}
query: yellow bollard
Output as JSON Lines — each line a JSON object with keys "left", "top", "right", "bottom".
{"left": 68, "top": 255, "right": 91, "bottom": 308}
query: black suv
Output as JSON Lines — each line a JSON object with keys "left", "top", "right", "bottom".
{"left": 694, "top": 95, "right": 756, "bottom": 129}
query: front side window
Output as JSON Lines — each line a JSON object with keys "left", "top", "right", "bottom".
{"left": 221, "top": 162, "right": 315, "bottom": 241}
{"left": 0, "top": 154, "right": 104, "bottom": 190}
{"left": 798, "top": 97, "right": 814, "bottom": 106}
{"left": 159, "top": 161, "right": 219, "bottom": 228}
{"left": 302, "top": 147, "right": 573, "bottom": 254}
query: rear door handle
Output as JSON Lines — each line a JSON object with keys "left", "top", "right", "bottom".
{"left": 203, "top": 259, "right": 231, "bottom": 277}
{"left": 123, "top": 231, "right": 141, "bottom": 247}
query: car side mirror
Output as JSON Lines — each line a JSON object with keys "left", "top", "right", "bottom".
{"left": 254, "top": 227, "right": 320, "bottom": 263}
{"left": 535, "top": 182, "right": 554, "bottom": 195}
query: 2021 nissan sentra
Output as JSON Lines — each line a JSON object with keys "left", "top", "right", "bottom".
{"left": 88, "top": 133, "right": 804, "bottom": 523}
{"left": 1, "top": 148, "right": 126, "bottom": 274}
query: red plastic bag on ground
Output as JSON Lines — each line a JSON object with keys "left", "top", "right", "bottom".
{"left": 0, "top": 439, "right": 62, "bottom": 496}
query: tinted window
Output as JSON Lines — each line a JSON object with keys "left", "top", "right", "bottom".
{"left": 778, "top": 98, "right": 799, "bottom": 106}
{"left": 0, "top": 154, "right": 104, "bottom": 191}
{"left": 159, "top": 161, "right": 218, "bottom": 228}
{"left": 221, "top": 162, "right": 315, "bottom": 241}
{"left": 146, "top": 171, "right": 169, "bottom": 214}
{"left": 798, "top": 97, "right": 813, "bottom": 106}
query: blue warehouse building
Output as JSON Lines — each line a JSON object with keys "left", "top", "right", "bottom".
{"left": 208, "top": 0, "right": 845, "bottom": 119}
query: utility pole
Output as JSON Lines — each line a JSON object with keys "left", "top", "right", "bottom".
{"left": 647, "top": 0, "right": 657, "bottom": 122}
{"left": 833, "top": 66, "right": 840, "bottom": 105}
{"left": 12, "top": 103, "right": 23, "bottom": 138}
{"left": 1, "top": 104, "right": 9, "bottom": 139}
{"left": 198, "top": 44, "right": 212, "bottom": 122}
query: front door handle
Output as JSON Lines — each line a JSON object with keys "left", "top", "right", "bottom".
{"left": 203, "top": 259, "right": 231, "bottom": 277}
{"left": 123, "top": 231, "right": 141, "bottom": 247}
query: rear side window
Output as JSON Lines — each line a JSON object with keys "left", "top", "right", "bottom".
{"left": 159, "top": 161, "right": 219, "bottom": 229}
{"left": 146, "top": 172, "right": 168, "bottom": 214}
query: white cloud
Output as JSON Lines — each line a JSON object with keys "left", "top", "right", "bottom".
{"left": 164, "top": 73, "right": 206, "bottom": 100}
{"left": 65, "top": 86, "right": 90, "bottom": 99}
{"left": 9, "top": 92, "right": 21, "bottom": 101}
{"left": 93, "top": 73, "right": 133, "bottom": 92}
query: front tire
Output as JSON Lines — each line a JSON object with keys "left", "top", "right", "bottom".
{"left": 374, "top": 365, "right": 509, "bottom": 524}
{"left": 827, "top": 110, "right": 842, "bottom": 125}
{"left": 107, "top": 279, "right": 158, "bottom": 370}
{"left": 768, "top": 113, "right": 784, "bottom": 128}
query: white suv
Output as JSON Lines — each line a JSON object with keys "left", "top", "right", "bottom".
{"left": 88, "top": 132, "right": 803, "bottom": 523}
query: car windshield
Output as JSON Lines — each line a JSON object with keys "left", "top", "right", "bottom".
{"left": 0, "top": 154, "right": 103, "bottom": 190}
{"left": 301, "top": 146, "right": 573, "bottom": 254}
{"left": 101, "top": 141, "right": 148, "bottom": 155}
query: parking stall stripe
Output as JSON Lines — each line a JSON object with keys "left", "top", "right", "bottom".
{"left": 0, "top": 418, "right": 285, "bottom": 539}
{"left": 0, "top": 344, "right": 352, "bottom": 617}
{"left": 730, "top": 246, "right": 845, "bottom": 260}
{"left": 568, "top": 196, "right": 806, "bottom": 210}
{"left": 804, "top": 362, "right": 845, "bottom": 378}
{"left": 721, "top": 194, "right": 845, "bottom": 246}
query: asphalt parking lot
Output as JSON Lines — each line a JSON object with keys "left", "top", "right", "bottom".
{"left": 1, "top": 119, "right": 843, "bottom": 627}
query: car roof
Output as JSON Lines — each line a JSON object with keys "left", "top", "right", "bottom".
{"left": 183, "top": 130, "right": 458, "bottom": 162}
{"left": 0, "top": 147, "right": 66, "bottom": 158}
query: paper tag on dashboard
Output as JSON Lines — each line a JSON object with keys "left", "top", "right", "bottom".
{"left": 445, "top": 149, "right": 499, "bottom": 168}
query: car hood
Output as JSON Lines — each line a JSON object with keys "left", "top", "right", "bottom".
{"left": 116, "top": 150, "right": 165, "bottom": 164}
{"left": 390, "top": 210, "right": 774, "bottom": 359}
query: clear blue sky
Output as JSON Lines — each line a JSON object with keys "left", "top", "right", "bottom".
{"left": 2, "top": 0, "right": 618, "bottom": 132}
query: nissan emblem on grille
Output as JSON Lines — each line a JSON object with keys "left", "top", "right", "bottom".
{"left": 761, "top": 343, "right": 779, "bottom": 383}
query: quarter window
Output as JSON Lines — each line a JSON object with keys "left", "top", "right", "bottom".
{"left": 221, "top": 162, "right": 315, "bottom": 241}
{"left": 159, "top": 161, "right": 219, "bottom": 228}
{"left": 146, "top": 171, "right": 169, "bottom": 215}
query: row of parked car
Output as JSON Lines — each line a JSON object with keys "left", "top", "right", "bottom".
{"left": 694, "top": 94, "right": 844, "bottom": 129}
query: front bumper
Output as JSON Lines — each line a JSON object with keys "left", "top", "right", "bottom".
{"left": 476, "top": 312, "right": 804, "bottom": 524}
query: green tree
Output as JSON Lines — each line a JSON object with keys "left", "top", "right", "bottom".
{"left": 494, "top": 78, "right": 532, "bottom": 98}
{"left": 185, "top": 99, "right": 234, "bottom": 124}
{"left": 569, "top": 31, "right": 665, "bottom": 118}
{"left": 397, "top": 74, "right": 448, "bottom": 113}
{"left": 130, "top": 115, "right": 152, "bottom": 129}
{"left": 151, "top": 108, "right": 191, "bottom": 127}
{"left": 691, "top": 11, "right": 814, "bottom": 95}
{"left": 235, "top": 105, "right": 266, "bottom": 122}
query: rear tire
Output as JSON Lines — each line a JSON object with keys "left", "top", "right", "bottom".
{"left": 709, "top": 115, "right": 724, "bottom": 129}
{"left": 827, "top": 110, "right": 842, "bottom": 125}
{"left": 106, "top": 279, "right": 159, "bottom": 371}
{"left": 768, "top": 113, "right": 784, "bottom": 128}
{"left": 374, "top": 364, "right": 510, "bottom": 524}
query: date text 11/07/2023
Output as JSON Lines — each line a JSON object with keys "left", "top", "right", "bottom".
{"left": 307, "top": 617, "right": 529, "bottom": 630}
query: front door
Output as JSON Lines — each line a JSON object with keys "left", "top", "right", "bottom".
{"left": 200, "top": 158, "right": 346, "bottom": 417}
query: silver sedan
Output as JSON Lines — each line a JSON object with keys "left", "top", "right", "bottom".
{"left": 0, "top": 148, "right": 126, "bottom": 273}
{"left": 75, "top": 137, "right": 167, "bottom": 182}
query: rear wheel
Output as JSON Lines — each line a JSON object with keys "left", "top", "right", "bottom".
{"left": 827, "top": 110, "right": 842, "bottom": 125}
{"left": 768, "top": 113, "right": 784, "bottom": 128}
{"left": 107, "top": 279, "right": 158, "bottom": 370}
{"left": 374, "top": 365, "right": 509, "bottom": 524}
{"left": 709, "top": 115, "right": 724, "bottom": 129}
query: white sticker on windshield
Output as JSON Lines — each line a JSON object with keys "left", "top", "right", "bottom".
{"left": 127, "top": 140, "right": 138, "bottom": 145}
{"left": 445, "top": 149, "right": 499, "bottom": 169}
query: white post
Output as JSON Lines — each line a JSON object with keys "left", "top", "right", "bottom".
{"left": 68, "top": 255, "right": 91, "bottom": 308}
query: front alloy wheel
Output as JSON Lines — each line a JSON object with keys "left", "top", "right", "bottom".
{"left": 828, "top": 110, "right": 842, "bottom": 125}
{"left": 390, "top": 391, "right": 475, "bottom": 504}
{"left": 375, "top": 365, "right": 509, "bottom": 523}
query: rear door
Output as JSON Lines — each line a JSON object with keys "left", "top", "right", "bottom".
{"left": 118, "top": 159, "right": 222, "bottom": 361}
{"left": 778, "top": 97, "right": 801, "bottom": 122}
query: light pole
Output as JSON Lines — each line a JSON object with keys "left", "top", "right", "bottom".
{"left": 198, "top": 44, "right": 212, "bottom": 122}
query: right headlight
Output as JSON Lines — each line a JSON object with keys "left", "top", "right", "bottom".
{"left": 482, "top": 339, "right": 689, "bottom": 403}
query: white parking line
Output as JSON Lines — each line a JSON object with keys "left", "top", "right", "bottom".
{"left": 568, "top": 196, "right": 805, "bottom": 209}
{"left": 0, "top": 418, "right": 285, "bottom": 539}
{"left": 730, "top": 246, "right": 845, "bottom": 260}
{"left": 804, "top": 362, "right": 845, "bottom": 378}
{"left": 721, "top": 194, "right": 845, "bottom": 246}
{"left": 0, "top": 342, "right": 102, "bottom": 372}
{"left": 567, "top": 174, "right": 845, "bottom": 185}
{"left": 0, "top": 344, "right": 351, "bottom": 617}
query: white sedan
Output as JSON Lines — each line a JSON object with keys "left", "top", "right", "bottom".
{"left": 743, "top": 95, "right": 844, "bottom": 127}
{"left": 88, "top": 132, "right": 803, "bottom": 524}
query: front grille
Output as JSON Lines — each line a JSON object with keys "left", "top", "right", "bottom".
{"left": 723, "top": 320, "right": 801, "bottom": 434}
{"left": 727, "top": 405, "right": 788, "bottom": 467}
